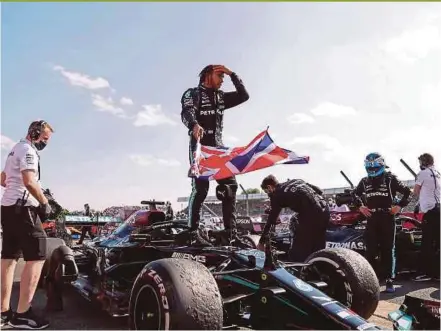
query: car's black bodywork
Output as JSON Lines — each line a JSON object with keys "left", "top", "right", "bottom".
{"left": 43, "top": 203, "right": 381, "bottom": 330}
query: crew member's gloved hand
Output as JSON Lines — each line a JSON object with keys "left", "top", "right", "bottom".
{"left": 38, "top": 203, "right": 53, "bottom": 222}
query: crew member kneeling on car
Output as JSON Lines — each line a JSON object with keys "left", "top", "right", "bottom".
{"left": 1, "top": 120, "right": 54, "bottom": 329}
{"left": 353, "top": 152, "right": 411, "bottom": 293}
{"left": 257, "top": 175, "right": 329, "bottom": 262}
{"left": 412, "top": 153, "right": 440, "bottom": 282}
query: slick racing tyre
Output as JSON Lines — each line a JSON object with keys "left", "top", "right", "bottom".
{"left": 129, "top": 258, "right": 223, "bottom": 330}
{"left": 303, "top": 248, "right": 380, "bottom": 319}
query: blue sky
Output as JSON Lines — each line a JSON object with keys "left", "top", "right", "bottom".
{"left": 1, "top": 2, "right": 440, "bottom": 210}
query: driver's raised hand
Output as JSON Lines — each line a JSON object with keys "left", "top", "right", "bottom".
{"left": 192, "top": 123, "right": 204, "bottom": 140}
{"left": 212, "top": 65, "right": 232, "bottom": 76}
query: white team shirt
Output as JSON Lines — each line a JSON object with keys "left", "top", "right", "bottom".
{"left": 1, "top": 139, "right": 40, "bottom": 207}
{"left": 415, "top": 166, "right": 440, "bottom": 213}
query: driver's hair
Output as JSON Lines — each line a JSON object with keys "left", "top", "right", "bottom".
{"left": 261, "top": 174, "right": 279, "bottom": 190}
{"left": 199, "top": 65, "right": 214, "bottom": 84}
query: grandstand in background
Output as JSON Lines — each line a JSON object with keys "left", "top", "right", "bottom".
{"left": 177, "top": 179, "right": 416, "bottom": 217}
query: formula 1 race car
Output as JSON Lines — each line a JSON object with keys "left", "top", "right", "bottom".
{"left": 41, "top": 201, "right": 382, "bottom": 330}
{"left": 274, "top": 211, "right": 430, "bottom": 273}
{"left": 264, "top": 209, "right": 429, "bottom": 276}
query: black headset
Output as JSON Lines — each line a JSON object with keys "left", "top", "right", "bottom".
{"left": 28, "top": 120, "right": 47, "bottom": 141}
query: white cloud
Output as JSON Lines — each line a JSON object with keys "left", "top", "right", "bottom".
{"left": 120, "top": 97, "right": 134, "bottom": 106}
{"left": 1, "top": 135, "right": 16, "bottom": 151}
{"left": 380, "top": 126, "right": 440, "bottom": 159}
{"left": 420, "top": 81, "right": 441, "bottom": 114}
{"left": 129, "top": 154, "right": 181, "bottom": 167}
{"left": 310, "top": 102, "right": 358, "bottom": 118}
{"left": 133, "top": 105, "right": 177, "bottom": 127}
{"left": 286, "top": 134, "right": 363, "bottom": 164}
{"left": 381, "top": 24, "right": 440, "bottom": 63}
{"left": 224, "top": 134, "right": 239, "bottom": 143}
{"left": 289, "top": 135, "right": 344, "bottom": 153}
{"left": 53, "top": 65, "right": 111, "bottom": 90}
{"left": 91, "top": 94, "right": 125, "bottom": 117}
{"left": 287, "top": 113, "right": 315, "bottom": 124}
{"left": 157, "top": 158, "right": 181, "bottom": 167}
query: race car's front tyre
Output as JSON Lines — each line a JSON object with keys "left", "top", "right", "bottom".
{"left": 304, "top": 247, "right": 380, "bottom": 319}
{"left": 129, "top": 258, "right": 223, "bottom": 330}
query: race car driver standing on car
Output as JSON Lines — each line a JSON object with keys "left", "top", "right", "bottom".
{"left": 412, "top": 153, "right": 440, "bottom": 282}
{"left": 1, "top": 120, "right": 54, "bottom": 329}
{"left": 354, "top": 153, "right": 411, "bottom": 293}
{"left": 181, "top": 64, "right": 249, "bottom": 245}
{"left": 257, "top": 175, "right": 330, "bottom": 262}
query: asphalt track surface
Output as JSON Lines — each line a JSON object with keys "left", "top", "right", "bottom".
{"left": 4, "top": 258, "right": 439, "bottom": 330}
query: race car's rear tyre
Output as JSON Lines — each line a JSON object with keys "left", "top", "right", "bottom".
{"left": 304, "top": 247, "right": 380, "bottom": 319}
{"left": 129, "top": 258, "right": 223, "bottom": 330}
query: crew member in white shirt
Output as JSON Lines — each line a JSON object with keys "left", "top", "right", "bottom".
{"left": 1, "top": 120, "right": 54, "bottom": 329}
{"left": 412, "top": 153, "right": 440, "bottom": 281}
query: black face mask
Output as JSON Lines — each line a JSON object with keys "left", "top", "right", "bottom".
{"left": 34, "top": 141, "right": 47, "bottom": 151}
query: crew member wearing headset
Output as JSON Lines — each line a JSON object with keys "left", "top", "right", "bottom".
{"left": 1, "top": 120, "right": 54, "bottom": 329}
{"left": 354, "top": 152, "right": 411, "bottom": 293}
{"left": 412, "top": 153, "right": 440, "bottom": 281}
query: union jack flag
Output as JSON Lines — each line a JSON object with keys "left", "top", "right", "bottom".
{"left": 189, "top": 129, "right": 310, "bottom": 181}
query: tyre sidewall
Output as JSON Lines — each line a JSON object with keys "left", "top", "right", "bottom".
{"left": 129, "top": 262, "right": 172, "bottom": 330}
{"left": 305, "top": 255, "right": 354, "bottom": 308}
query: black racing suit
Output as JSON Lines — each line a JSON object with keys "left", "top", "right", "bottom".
{"left": 260, "top": 179, "right": 330, "bottom": 262}
{"left": 181, "top": 73, "right": 249, "bottom": 231}
{"left": 353, "top": 172, "right": 411, "bottom": 280}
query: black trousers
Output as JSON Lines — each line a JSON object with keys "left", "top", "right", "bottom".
{"left": 288, "top": 207, "right": 330, "bottom": 262}
{"left": 187, "top": 138, "right": 238, "bottom": 231}
{"left": 187, "top": 176, "right": 238, "bottom": 231}
{"left": 365, "top": 212, "right": 396, "bottom": 279}
{"left": 419, "top": 205, "right": 440, "bottom": 277}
